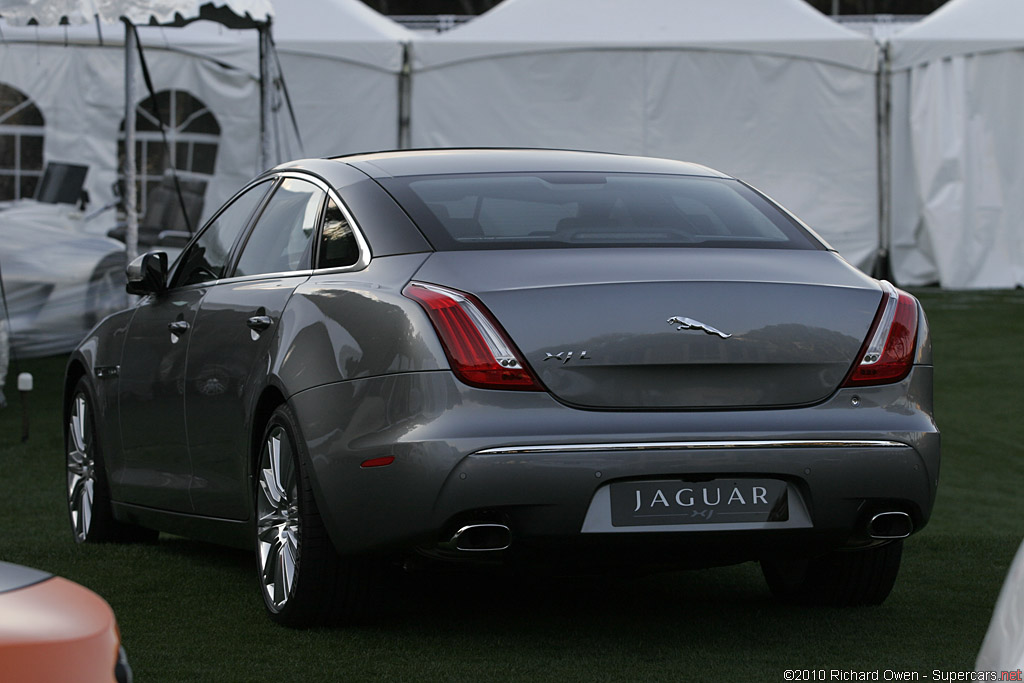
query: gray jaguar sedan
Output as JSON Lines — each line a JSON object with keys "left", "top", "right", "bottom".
{"left": 64, "top": 149, "right": 938, "bottom": 625}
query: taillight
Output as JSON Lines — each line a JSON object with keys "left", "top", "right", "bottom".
{"left": 403, "top": 282, "right": 544, "bottom": 391}
{"left": 843, "top": 281, "right": 919, "bottom": 387}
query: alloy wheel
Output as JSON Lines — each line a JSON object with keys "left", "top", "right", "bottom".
{"left": 256, "top": 426, "right": 300, "bottom": 612}
{"left": 66, "top": 393, "right": 95, "bottom": 543}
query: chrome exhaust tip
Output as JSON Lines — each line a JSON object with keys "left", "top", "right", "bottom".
{"left": 868, "top": 511, "right": 913, "bottom": 540}
{"left": 446, "top": 523, "right": 511, "bottom": 552}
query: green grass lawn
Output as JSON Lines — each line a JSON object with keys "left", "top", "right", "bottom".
{"left": 1, "top": 288, "right": 1022, "bottom": 682}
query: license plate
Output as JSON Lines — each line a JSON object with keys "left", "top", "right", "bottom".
{"left": 610, "top": 478, "right": 788, "bottom": 527}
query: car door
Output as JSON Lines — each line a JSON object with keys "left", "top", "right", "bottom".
{"left": 114, "top": 180, "right": 272, "bottom": 512}
{"left": 185, "top": 176, "right": 327, "bottom": 519}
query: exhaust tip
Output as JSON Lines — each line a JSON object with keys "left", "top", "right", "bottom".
{"left": 448, "top": 523, "right": 511, "bottom": 552}
{"left": 868, "top": 511, "right": 913, "bottom": 540}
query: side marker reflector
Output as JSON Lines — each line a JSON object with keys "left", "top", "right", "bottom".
{"left": 360, "top": 456, "right": 395, "bottom": 468}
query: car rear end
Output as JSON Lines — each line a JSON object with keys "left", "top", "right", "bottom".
{"left": 299, "top": 151, "right": 938, "bottom": 602}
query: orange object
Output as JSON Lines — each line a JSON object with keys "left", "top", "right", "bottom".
{"left": 0, "top": 562, "right": 128, "bottom": 683}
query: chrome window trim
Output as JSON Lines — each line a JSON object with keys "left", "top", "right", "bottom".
{"left": 268, "top": 171, "right": 372, "bottom": 274}
{"left": 201, "top": 269, "right": 315, "bottom": 288}
{"left": 170, "top": 170, "right": 372, "bottom": 291}
{"left": 237, "top": 171, "right": 372, "bottom": 276}
{"left": 473, "top": 440, "right": 909, "bottom": 456}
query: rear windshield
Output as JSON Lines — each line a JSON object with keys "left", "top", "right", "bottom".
{"left": 377, "top": 172, "right": 822, "bottom": 251}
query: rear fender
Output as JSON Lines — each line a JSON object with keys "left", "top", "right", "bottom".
{"left": 271, "top": 253, "right": 446, "bottom": 398}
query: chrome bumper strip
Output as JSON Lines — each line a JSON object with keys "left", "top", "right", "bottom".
{"left": 473, "top": 440, "right": 908, "bottom": 456}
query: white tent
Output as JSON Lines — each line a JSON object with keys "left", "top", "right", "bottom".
{"left": 0, "top": 20, "right": 264, "bottom": 230}
{"left": 0, "top": 0, "right": 410, "bottom": 229}
{"left": 269, "top": 0, "right": 413, "bottom": 159}
{"left": 0, "top": 1, "right": 413, "bottom": 358}
{"left": 411, "top": 0, "right": 881, "bottom": 271}
{"left": 0, "top": 1, "right": 275, "bottom": 360}
{"left": 888, "top": 0, "right": 1024, "bottom": 289}
{"left": 0, "top": 1, "right": 273, "bottom": 260}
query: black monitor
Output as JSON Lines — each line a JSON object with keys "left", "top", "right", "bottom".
{"left": 33, "top": 162, "right": 88, "bottom": 204}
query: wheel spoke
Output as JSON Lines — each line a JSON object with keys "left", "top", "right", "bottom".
{"left": 79, "top": 480, "right": 94, "bottom": 539}
{"left": 270, "top": 434, "right": 284, "bottom": 501}
{"left": 68, "top": 472, "right": 86, "bottom": 507}
{"left": 277, "top": 541, "right": 294, "bottom": 603}
{"left": 281, "top": 530, "right": 297, "bottom": 594}
{"left": 260, "top": 433, "right": 285, "bottom": 506}
{"left": 259, "top": 538, "right": 280, "bottom": 604}
{"left": 71, "top": 396, "right": 89, "bottom": 453}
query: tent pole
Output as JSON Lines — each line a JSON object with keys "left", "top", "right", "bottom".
{"left": 874, "top": 43, "right": 893, "bottom": 281}
{"left": 123, "top": 19, "right": 139, "bottom": 263}
{"left": 398, "top": 42, "right": 411, "bottom": 149}
{"left": 259, "top": 22, "right": 272, "bottom": 170}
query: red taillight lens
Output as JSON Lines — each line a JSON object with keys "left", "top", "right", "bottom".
{"left": 843, "top": 282, "right": 919, "bottom": 387}
{"left": 403, "top": 282, "right": 543, "bottom": 391}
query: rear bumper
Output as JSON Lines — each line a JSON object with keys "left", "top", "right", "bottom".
{"left": 440, "top": 438, "right": 932, "bottom": 567}
{"left": 289, "top": 365, "right": 938, "bottom": 565}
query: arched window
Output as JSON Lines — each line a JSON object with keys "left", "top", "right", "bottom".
{"left": 118, "top": 89, "right": 220, "bottom": 216}
{"left": 0, "top": 83, "right": 45, "bottom": 201}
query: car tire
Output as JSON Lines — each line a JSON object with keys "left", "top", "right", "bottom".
{"left": 760, "top": 540, "right": 903, "bottom": 606}
{"left": 66, "top": 377, "right": 157, "bottom": 544}
{"left": 255, "top": 404, "right": 368, "bottom": 627}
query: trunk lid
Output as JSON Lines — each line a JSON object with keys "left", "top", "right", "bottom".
{"left": 411, "top": 248, "right": 882, "bottom": 409}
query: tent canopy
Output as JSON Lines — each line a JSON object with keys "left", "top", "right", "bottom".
{"left": 272, "top": 0, "right": 411, "bottom": 72}
{"left": 0, "top": 0, "right": 271, "bottom": 27}
{"left": 415, "top": 0, "right": 877, "bottom": 73}
{"left": 890, "top": 0, "right": 1024, "bottom": 70}
{"left": 266, "top": 0, "right": 412, "bottom": 159}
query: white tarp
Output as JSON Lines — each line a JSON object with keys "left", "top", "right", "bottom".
{"left": 411, "top": 0, "right": 882, "bottom": 271}
{"left": 888, "top": 0, "right": 1024, "bottom": 289}
{"left": 977, "top": 538, "right": 1024, "bottom": 673}
{"left": 0, "top": 20, "right": 255, "bottom": 357}
{"left": 0, "top": 202, "right": 128, "bottom": 358}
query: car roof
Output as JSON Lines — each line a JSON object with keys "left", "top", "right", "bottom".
{"left": 328, "top": 148, "right": 730, "bottom": 179}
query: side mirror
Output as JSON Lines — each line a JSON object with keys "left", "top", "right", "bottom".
{"left": 126, "top": 251, "right": 168, "bottom": 296}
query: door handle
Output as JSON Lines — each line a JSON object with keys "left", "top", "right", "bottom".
{"left": 168, "top": 320, "right": 190, "bottom": 336}
{"left": 247, "top": 315, "right": 273, "bottom": 333}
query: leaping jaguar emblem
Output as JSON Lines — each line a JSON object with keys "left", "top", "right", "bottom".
{"left": 667, "top": 316, "right": 732, "bottom": 339}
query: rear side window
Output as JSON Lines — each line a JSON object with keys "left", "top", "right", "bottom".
{"left": 377, "top": 173, "right": 821, "bottom": 251}
{"left": 318, "top": 197, "right": 359, "bottom": 269}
